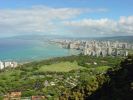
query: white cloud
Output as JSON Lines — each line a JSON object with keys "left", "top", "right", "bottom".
{"left": 63, "top": 16, "right": 133, "bottom": 36}
{"left": 0, "top": 5, "right": 132, "bottom": 37}
{"left": 0, "top": 6, "right": 107, "bottom": 36}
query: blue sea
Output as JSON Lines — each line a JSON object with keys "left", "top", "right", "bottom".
{"left": 0, "top": 38, "right": 80, "bottom": 63}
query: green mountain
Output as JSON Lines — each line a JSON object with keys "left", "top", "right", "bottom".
{"left": 0, "top": 55, "right": 122, "bottom": 99}
{"left": 0, "top": 54, "right": 133, "bottom": 99}
{"left": 87, "top": 54, "right": 133, "bottom": 100}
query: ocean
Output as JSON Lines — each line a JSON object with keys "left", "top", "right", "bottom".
{"left": 0, "top": 38, "right": 80, "bottom": 63}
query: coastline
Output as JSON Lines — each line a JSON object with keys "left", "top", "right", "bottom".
{"left": 0, "top": 38, "right": 81, "bottom": 63}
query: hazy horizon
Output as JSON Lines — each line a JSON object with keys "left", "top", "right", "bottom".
{"left": 1, "top": 34, "right": 133, "bottom": 39}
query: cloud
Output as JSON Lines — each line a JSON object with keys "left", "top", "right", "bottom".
{"left": 63, "top": 16, "right": 133, "bottom": 36}
{"left": 0, "top": 6, "right": 107, "bottom": 36}
{"left": 0, "top": 6, "right": 132, "bottom": 37}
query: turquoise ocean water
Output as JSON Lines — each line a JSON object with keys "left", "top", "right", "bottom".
{"left": 0, "top": 38, "right": 80, "bottom": 63}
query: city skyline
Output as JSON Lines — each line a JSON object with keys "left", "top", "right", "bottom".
{"left": 0, "top": 0, "right": 132, "bottom": 37}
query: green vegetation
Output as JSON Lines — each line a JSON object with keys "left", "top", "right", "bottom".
{"left": 86, "top": 54, "right": 133, "bottom": 100}
{"left": 0, "top": 55, "right": 124, "bottom": 99}
{"left": 128, "top": 49, "right": 133, "bottom": 55}
{"left": 88, "top": 66, "right": 110, "bottom": 73}
{"left": 38, "top": 61, "right": 83, "bottom": 72}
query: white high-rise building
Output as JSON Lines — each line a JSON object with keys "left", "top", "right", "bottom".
{"left": 12, "top": 62, "right": 18, "bottom": 68}
{"left": 107, "top": 47, "right": 112, "bottom": 55}
{"left": 4, "top": 62, "right": 12, "bottom": 68}
{"left": 0, "top": 61, "right": 4, "bottom": 70}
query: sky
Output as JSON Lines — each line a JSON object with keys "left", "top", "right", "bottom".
{"left": 0, "top": 0, "right": 132, "bottom": 37}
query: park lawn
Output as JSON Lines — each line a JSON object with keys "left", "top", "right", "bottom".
{"left": 38, "top": 61, "right": 84, "bottom": 72}
{"left": 88, "top": 66, "right": 111, "bottom": 73}
{"left": 95, "top": 66, "right": 111, "bottom": 72}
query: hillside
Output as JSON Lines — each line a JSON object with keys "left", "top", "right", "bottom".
{"left": 0, "top": 55, "right": 122, "bottom": 99}
{"left": 87, "top": 54, "right": 133, "bottom": 100}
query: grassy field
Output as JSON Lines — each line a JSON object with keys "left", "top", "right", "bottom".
{"left": 94, "top": 66, "right": 110, "bottom": 72}
{"left": 38, "top": 61, "right": 83, "bottom": 72}
{"left": 86, "top": 66, "right": 111, "bottom": 74}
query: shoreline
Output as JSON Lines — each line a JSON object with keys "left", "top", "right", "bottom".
{"left": 13, "top": 54, "right": 81, "bottom": 65}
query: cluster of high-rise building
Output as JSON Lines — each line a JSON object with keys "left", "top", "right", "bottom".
{"left": 53, "top": 39, "right": 133, "bottom": 57}
{"left": 0, "top": 61, "right": 18, "bottom": 70}
{"left": 83, "top": 41, "right": 130, "bottom": 57}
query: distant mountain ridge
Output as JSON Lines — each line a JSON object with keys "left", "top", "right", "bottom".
{"left": 97, "top": 36, "right": 133, "bottom": 42}
{"left": 5, "top": 35, "right": 133, "bottom": 42}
